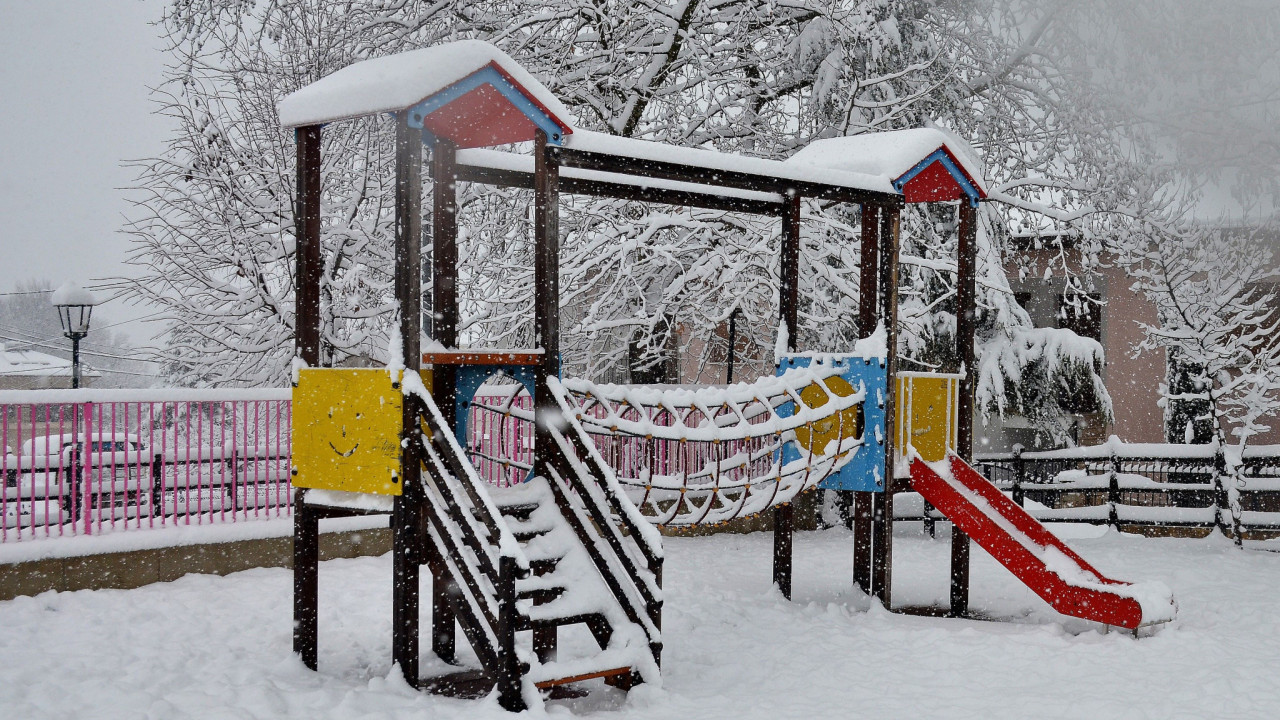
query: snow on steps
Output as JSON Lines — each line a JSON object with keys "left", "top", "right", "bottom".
{"left": 488, "top": 478, "right": 656, "bottom": 690}
{"left": 910, "top": 453, "right": 1177, "bottom": 629}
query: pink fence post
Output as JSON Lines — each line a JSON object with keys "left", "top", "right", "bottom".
{"left": 81, "top": 401, "right": 93, "bottom": 536}
{"left": 284, "top": 399, "right": 292, "bottom": 517}
{"left": 2, "top": 404, "right": 8, "bottom": 543}
{"left": 54, "top": 403, "right": 64, "bottom": 538}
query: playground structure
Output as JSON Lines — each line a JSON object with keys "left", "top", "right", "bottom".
{"left": 280, "top": 41, "right": 1175, "bottom": 711}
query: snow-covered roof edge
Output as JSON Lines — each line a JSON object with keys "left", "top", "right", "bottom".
{"left": 277, "top": 39, "right": 574, "bottom": 130}
{"left": 786, "top": 127, "right": 987, "bottom": 197}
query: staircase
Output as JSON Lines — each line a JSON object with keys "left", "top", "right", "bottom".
{"left": 407, "top": 388, "right": 662, "bottom": 710}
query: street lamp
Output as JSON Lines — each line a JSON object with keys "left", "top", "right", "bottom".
{"left": 52, "top": 282, "right": 97, "bottom": 389}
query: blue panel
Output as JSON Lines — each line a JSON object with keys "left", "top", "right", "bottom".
{"left": 775, "top": 354, "right": 888, "bottom": 493}
{"left": 453, "top": 359, "right": 559, "bottom": 483}
{"left": 404, "top": 66, "right": 566, "bottom": 146}
{"left": 892, "top": 148, "right": 982, "bottom": 207}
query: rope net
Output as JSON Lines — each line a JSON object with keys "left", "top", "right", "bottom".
{"left": 503, "top": 361, "right": 868, "bottom": 527}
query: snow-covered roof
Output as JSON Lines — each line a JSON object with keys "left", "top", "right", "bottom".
{"left": 0, "top": 344, "right": 97, "bottom": 379}
{"left": 787, "top": 127, "right": 987, "bottom": 205}
{"left": 278, "top": 40, "right": 574, "bottom": 147}
{"left": 280, "top": 41, "right": 985, "bottom": 204}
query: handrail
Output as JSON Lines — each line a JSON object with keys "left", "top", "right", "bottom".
{"left": 403, "top": 375, "right": 528, "bottom": 570}
{"left": 549, "top": 378, "right": 664, "bottom": 567}
{"left": 542, "top": 428, "right": 662, "bottom": 657}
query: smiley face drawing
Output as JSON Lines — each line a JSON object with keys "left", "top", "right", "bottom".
{"left": 292, "top": 368, "right": 405, "bottom": 495}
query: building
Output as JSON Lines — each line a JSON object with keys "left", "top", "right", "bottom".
{"left": 0, "top": 343, "right": 98, "bottom": 390}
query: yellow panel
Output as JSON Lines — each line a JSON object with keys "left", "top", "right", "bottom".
{"left": 896, "top": 375, "right": 957, "bottom": 462}
{"left": 794, "top": 376, "right": 864, "bottom": 455}
{"left": 292, "top": 368, "right": 405, "bottom": 495}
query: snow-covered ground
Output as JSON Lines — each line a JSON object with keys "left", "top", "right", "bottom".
{"left": 2, "top": 525, "right": 1278, "bottom": 719}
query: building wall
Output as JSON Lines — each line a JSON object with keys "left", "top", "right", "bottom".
{"left": 1096, "top": 263, "right": 1166, "bottom": 443}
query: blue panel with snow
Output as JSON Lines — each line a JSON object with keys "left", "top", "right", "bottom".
{"left": 775, "top": 354, "right": 887, "bottom": 493}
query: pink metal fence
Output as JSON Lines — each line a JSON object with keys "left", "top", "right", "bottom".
{"left": 1, "top": 385, "right": 772, "bottom": 543}
{"left": 2, "top": 389, "right": 291, "bottom": 542}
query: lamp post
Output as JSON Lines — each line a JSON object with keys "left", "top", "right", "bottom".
{"left": 52, "top": 282, "right": 97, "bottom": 389}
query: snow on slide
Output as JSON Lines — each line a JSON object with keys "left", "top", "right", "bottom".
{"left": 909, "top": 453, "right": 1177, "bottom": 629}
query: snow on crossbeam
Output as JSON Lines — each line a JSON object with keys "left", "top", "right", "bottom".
{"left": 278, "top": 40, "right": 573, "bottom": 148}
{"left": 562, "top": 130, "right": 897, "bottom": 198}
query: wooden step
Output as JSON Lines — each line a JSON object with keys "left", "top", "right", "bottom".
{"left": 529, "top": 557, "right": 561, "bottom": 575}
{"left": 418, "top": 668, "right": 491, "bottom": 699}
{"left": 514, "top": 527, "right": 550, "bottom": 543}
{"left": 516, "top": 611, "right": 605, "bottom": 632}
{"left": 517, "top": 585, "right": 566, "bottom": 604}
{"left": 534, "top": 666, "right": 634, "bottom": 690}
{"left": 496, "top": 502, "right": 540, "bottom": 521}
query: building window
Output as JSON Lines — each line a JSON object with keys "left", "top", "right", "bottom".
{"left": 1058, "top": 293, "right": 1102, "bottom": 341}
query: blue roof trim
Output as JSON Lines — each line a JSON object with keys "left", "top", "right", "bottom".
{"left": 404, "top": 65, "right": 565, "bottom": 147}
{"left": 891, "top": 147, "right": 982, "bottom": 207}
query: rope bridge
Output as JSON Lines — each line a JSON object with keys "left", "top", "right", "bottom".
{"left": 467, "top": 361, "right": 869, "bottom": 527}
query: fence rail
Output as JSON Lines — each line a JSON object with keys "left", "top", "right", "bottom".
{"left": 972, "top": 440, "right": 1280, "bottom": 536}
{"left": 9, "top": 388, "right": 1280, "bottom": 544}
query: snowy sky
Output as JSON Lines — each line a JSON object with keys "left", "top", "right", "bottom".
{"left": 0, "top": 0, "right": 166, "bottom": 342}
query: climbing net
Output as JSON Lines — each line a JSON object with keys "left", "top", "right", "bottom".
{"left": 544, "top": 361, "right": 867, "bottom": 527}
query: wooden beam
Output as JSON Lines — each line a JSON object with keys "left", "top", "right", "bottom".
{"left": 292, "top": 501, "right": 319, "bottom": 670}
{"left": 422, "top": 350, "right": 541, "bottom": 366}
{"left": 450, "top": 162, "right": 785, "bottom": 215}
{"left": 558, "top": 147, "right": 901, "bottom": 207}
{"left": 853, "top": 204, "right": 880, "bottom": 594}
{"left": 530, "top": 128, "right": 562, "bottom": 668}
{"left": 392, "top": 113, "right": 424, "bottom": 685}
{"left": 534, "top": 133, "right": 561, "bottom": 384}
{"left": 427, "top": 137, "right": 460, "bottom": 663}
{"left": 872, "top": 205, "right": 901, "bottom": 607}
{"left": 773, "top": 502, "right": 794, "bottom": 600}
{"left": 773, "top": 190, "right": 801, "bottom": 601}
{"left": 294, "top": 125, "right": 323, "bottom": 367}
{"left": 779, "top": 190, "right": 802, "bottom": 350}
{"left": 951, "top": 202, "right": 979, "bottom": 617}
{"left": 292, "top": 123, "right": 322, "bottom": 670}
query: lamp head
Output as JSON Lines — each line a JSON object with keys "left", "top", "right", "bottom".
{"left": 51, "top": 282, "right": 97, "bottom": 338}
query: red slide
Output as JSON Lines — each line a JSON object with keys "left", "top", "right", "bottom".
{"left": 909, "top": 454, "right": 1176, "bottom": 630}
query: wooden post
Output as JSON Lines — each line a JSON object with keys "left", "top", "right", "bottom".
{"left": 531, "top": 128, "right": 561, "bottom": 660}
{"left": 951, "top": 202, "right": 978, "bottom": 617}
{"left": 428, "top": 136, "right": 459, "bottom": 664}
{"left": 853, "top": 203, "right": 880, "bottom": 594}
{"left": 1012, "top": 446, "right": 1025, "bottom": 507}
{"left": 392, "top": 112, "right": 424, "bottom": 685}
{"left": 774, "top": 189, "right": 801, "bottom": 600}
{"left": 292, "top": 123, "right": 322, "bottom": 669}
{"left": 294, "top": 125, "right": 323, "bottom": 368}
{"left": 431, "top": 137, "right": 459, "bottom": 424}
{"left": 496, "top": 556, "right": 525, "bottom": 711}
{"left": 871, "top": 205, "right": 900, "bottom": 606}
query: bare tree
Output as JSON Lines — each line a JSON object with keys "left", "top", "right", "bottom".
{"left": 1125, "top": 211, "right": 1280, "bottom": 544}
{"left": 127, "top": 0, "right": 1174, "bottom": 444}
